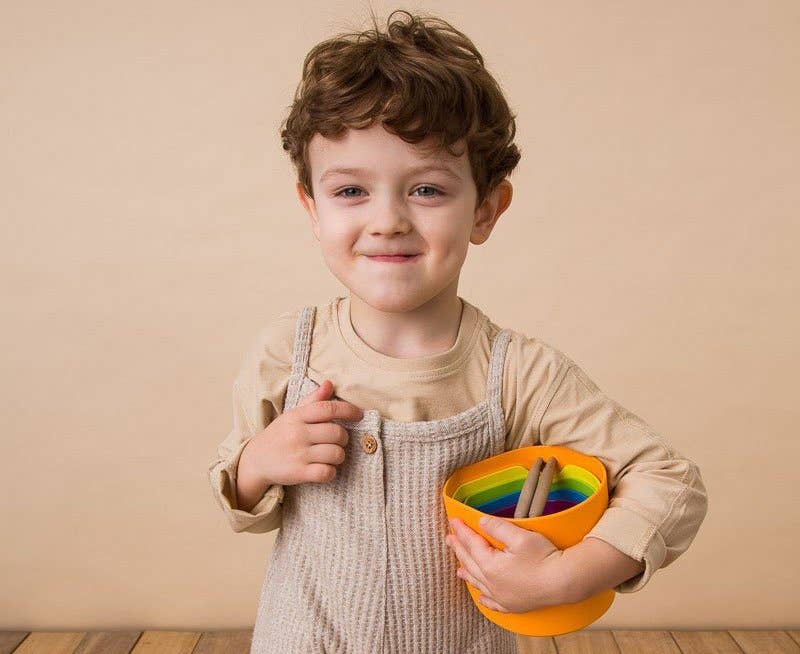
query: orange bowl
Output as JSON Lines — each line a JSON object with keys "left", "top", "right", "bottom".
{"left": 442, "top": 445, "right": 614, "bottom": 636}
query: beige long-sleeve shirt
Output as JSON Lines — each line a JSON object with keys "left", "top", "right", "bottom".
{"left": 208, "top": 294, "right": 708, "bottom": 593}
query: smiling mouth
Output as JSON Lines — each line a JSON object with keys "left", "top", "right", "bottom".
{"left": 364, "top": 254, "right": 421, "bottom": 263}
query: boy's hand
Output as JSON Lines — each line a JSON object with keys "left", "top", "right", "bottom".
{"left": 445, "top": 516, "right": 573, "bottom": 613}
{"left": 238, "top": 379, "right": 364, "bottom": 488}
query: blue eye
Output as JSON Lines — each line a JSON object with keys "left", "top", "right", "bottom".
{"left": 413, "top": 185, "right": 443, "bottom": 197}
{"left": 335, "top": 187, "right": 364, "bottom": 198}
{"left": 333, "top": 186, "right": 444, "bottom": 198}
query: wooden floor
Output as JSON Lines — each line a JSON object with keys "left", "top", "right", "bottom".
{"left": 1, "top": 630, "right": 798, "bottom": 653}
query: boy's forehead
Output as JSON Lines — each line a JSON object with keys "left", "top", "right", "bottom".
{"left": 308, "top": 125, "right": 467, "bottom": 176}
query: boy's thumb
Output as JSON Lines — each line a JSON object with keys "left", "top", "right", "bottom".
{"left": 297, "top": 379, "right": 334, "bottom": 406}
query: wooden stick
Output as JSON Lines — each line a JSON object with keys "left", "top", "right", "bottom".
{"left": 527, "top": 457, "right": 557, "bottom": 518}
{"left": 514, "top": 457, "right": 543, "bottom": 518}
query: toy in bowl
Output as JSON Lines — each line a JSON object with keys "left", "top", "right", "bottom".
{"left": 442, "top": 445, "right": 614, "bottom": 637}
{"left": 453, "top": 461, "right": 600, "bottom": 518}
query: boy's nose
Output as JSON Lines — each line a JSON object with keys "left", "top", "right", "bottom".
{"left": 367, "top": 221, "right": 413, "bottom": 237}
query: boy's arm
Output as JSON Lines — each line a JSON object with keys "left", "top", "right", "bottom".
{"left": 208, "top": 318, "right": 295, "bottom": 534}
{"left": 208, "top": 379, "right": 285, "bottom": 534}
{"left": 561, "top": 537, "right": 645, "bottom": 602}
{"left": 532, "top": 360, "right": 709, "bottom": 595}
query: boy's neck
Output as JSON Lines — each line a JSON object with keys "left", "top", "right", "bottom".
{"left": 346, "top": 289, "right": 465, "bottom": 360}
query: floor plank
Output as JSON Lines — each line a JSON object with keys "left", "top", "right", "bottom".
{"left": 129, "top": 631, "right": 200, "bottom": 654}
{"left": 554, "top": 630, "right": 621, "bottom": 653}
{"left": 73, "top": 632, "right": 141, "bottom": 654}
{"left": 671, "top": 631, "right": 745, "bottom": 653}
{"left": 3, "top": 630, "right": 800, "bottom": 653}
{"left": 729, "top": 630, "right": 800, "bottom": 653}
{"left": 613, "top": 630, "right": 681, "bottom": 653}
{"left": 516, "top": 634, "right": 557, "bottom": 653}
{"left": 12, "top": 633, "right": 86, "bottom": 654}
{"left": 0, "top": 631, "right": 30, "bottom": 654}
{"left": 193, "top": 630, "right": 252, "bottom": 654}
{"left": 0, "top": 633, "right": 29, "bottom": 654}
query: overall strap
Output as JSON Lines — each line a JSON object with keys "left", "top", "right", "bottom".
{"left": 284, "top": 305, "right": 316, "bottom": 411}
{"left": 486, "top": 328, "right": 512, "bottom": 407}
{"left": 486, "top": 327, "right": 513, "bottom": 452}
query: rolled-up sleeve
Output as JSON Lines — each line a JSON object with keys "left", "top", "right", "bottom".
{"left": 536, "top": 362, "right": 709, "bottom": 593}
{"left": 208, "top": 380, "right": 285, "bottom": 534}
{"left": 208, "top": 316, "right": 295, "bottom": 534}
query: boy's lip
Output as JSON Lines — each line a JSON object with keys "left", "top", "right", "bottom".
{"left": 365, "top": 254, "right": 421, "bottom": 263}
{"left": 361, "top": 250, "right": 420, "bottom": 256}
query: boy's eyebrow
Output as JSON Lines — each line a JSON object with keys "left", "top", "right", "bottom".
{"left": 319, "top": 163, "right": 462, "bottom": 183}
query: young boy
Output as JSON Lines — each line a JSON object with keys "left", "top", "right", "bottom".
{"left": 208, "top": 9, "right": 708, "bottom": 653}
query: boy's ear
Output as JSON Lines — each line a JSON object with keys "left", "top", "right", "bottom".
{"left": 296, "top": 181, "right": 321, "bottom": 241}
{"left": 470, "top": 180, "right": 513, "bottom": 245}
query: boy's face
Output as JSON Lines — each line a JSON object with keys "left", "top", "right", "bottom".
{"left": 297, "top": 122, "right": 512, "bottom": 312}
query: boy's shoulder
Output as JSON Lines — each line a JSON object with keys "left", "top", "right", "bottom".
{"left": 233, "top": 306, "right": 295, "bottom": 377}
{"left": 470, "top": 303, "right": 596, "bottom": 426}
{"left": 493, "top": 318, "right": 604, "bottom": 403}
{"left": 472, "top": 301, "right": 574, "bottom": 380}
{"left": 503, "top": 325, "right": 573, "bottom": 393}
{"left": 243, "top": 297, "right": 340, "bottom": 370}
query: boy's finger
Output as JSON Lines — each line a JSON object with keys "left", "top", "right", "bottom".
{"left": 450, "top": 518, "right": 496, "bottom": 565}
{"left": 477, "top": 594, "right": 507, "bottom": 613}
{"left": 476, "top": 515, "right": 529, "bottom": 554}
{"left": 297, "top": 398, "right": 365, "bottom": 424}
{"left": 296, "top": 379, "right": 333, "bottom": 406}
{"left": 446, "top": 533, "right": 485, "bottom": 588}
{"left": 306, "top": 421, "right": 350, "bottom": 447}
{"left": 457, "top": 565, "right": 492, "bottom": 599}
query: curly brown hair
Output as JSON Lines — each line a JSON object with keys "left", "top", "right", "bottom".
{"left": 279, "top": 8, "right": 521, "bottom": 210}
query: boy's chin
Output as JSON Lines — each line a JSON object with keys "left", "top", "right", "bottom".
{"left": 349, "top": 287, "right": 449, "bottom": 314}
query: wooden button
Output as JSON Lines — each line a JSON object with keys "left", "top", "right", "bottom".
{"left": 361, "top": 434, "right": 378, "bottom": 454}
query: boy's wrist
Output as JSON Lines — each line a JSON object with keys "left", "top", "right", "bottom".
{"left": 237, "top": 436, "right": 275, "bottom": 487}
{"left": 235, "top": 439, "right": 274, "bottom": 511}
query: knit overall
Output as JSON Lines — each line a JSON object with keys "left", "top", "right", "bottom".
{"left": 250, "top": 304, "right": 519, "bottom": 654}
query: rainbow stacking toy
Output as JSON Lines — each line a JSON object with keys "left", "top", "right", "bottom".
{"left": 442, "top": 445, "right": 613, "bottom": 636}
{"left": 452, "top": 461, "right": 600, "bottom": 517}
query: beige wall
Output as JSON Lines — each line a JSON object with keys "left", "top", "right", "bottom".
{"left": 2, "top": 0, "right": 797, "bottom": 630}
